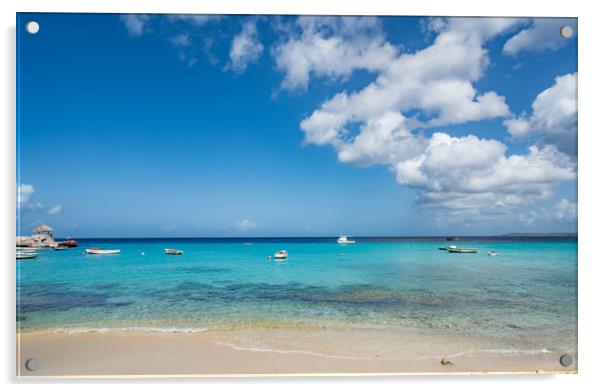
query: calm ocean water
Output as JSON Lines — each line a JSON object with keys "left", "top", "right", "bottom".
{"left": 17, "top": 237, "right": 577, "bottom": 353}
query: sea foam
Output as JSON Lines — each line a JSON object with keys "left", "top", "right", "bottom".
{"left": 43, "top": 326, "right": 208, "bottom": 334}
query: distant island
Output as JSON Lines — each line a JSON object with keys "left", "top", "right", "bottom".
{"left": 501, "top": 232, "right": 577, "bottom": 237}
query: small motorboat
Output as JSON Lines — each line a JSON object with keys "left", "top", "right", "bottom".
{"left": 85, "top": 248, "right": 121, "bottom": 255}
{"left": 274, "top": 250, "right": 288, "bottom": 260}
{"left": 16, "top": 248, "right": 37, "bottom": 253}
{"left": 165, "top": 248, "right": 184, "bottom": 255}
{"left": 337, "top": 235, "right": 356, "bottom": 244}
{"left": 440, "top": 245, "right": 478, "bottom": 253}
{"left": 488, "top": 251, "right": 498, "bottom": 256}
{"left": 448, "top": 248, "right": 477, "bottom": 253}
{"left": 17, "top": 248, "right": 38, "bottom": 260}
{"left": 53, "top": 246, "right": 69, "bottom": 251}
{"left": 65, "top": 237, "right": 78, "bottom": 247}
{"left": 58, "top": 238, "right": 79, "bottom": 248}
{"left": 17, "top": 248, "right": 38, "bottom": 259}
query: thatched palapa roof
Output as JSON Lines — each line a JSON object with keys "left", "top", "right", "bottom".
{"left": 32, "top": 224, "right": 54, "bottom": 233}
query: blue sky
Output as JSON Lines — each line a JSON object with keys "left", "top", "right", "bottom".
{"left": 17, "top": 14, "right": 577, "bottom": 237}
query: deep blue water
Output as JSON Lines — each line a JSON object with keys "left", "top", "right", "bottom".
{"left": 17, "top": 237, "right": 577, "bottom": 352}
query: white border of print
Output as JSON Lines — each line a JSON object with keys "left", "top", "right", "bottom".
{"left": 2, "top": 0, "right": 600, "bottom": 391}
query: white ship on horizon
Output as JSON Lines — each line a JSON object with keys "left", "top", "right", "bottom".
{"left": 337, "top": 235, "right": 356, "bottom": 245}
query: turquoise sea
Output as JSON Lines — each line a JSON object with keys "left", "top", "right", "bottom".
{"left": 17, "top": 237, "right": 577, "bottom": 355}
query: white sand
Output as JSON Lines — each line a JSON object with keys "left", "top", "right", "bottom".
{"left": 17, "top": 328, "right": 577, "bottom": 377}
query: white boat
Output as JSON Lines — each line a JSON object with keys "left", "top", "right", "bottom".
{"left": 274, "top": 250, "right": 288, "bottom": 259}
{"left": 85, "top": 248, "right": 121, "bottom": 255}
{"left": 337, "top": 235, "right": 356, "bottom": 244}
{"left": 16, "top": 251, "right": 38, "bottom": 259}
{"left": 439, "top": 245, "right": 478, "bottom": 253}
{"left": 53, "top": 246, "right": 69, "bottom": 251}
{"left": 488, "top": 251, "right": 498, "bottom": 256}
{"left": 16, "top": 248, "right": 37, "bottom": 253}
{"left": 165, "top": 248, "right": 184, "bottom": 255}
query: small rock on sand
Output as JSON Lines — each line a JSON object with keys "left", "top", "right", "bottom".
{"left": 440, "top": 357, "right": 452, "bottom": 366}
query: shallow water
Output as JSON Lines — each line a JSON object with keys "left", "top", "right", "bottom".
{"left": 17, "top": 237, "right": 577, "bottom": 354}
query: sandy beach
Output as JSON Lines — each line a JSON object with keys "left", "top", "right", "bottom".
{"left": 17, "top": 328, "right": 577, "bottom": 377}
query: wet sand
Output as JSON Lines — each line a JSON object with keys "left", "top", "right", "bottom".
{"left": 17, "top": 329, "right": 577, "bottom": 377}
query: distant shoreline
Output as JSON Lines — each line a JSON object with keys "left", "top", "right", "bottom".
{"left": 500, "top": 232, "right": 578, "bottom": 237}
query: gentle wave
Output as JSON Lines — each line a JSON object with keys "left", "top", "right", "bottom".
{"left": 218, "top": 342, "right": 555, "bottom": 361}
{"left": 41, "top": 326, "right": 208, "bottom": 334}
{"left": 415, "top": 348, "right": 554, "bottom": 360}
{"left": 449, "top": 348, "right": 552, "bottom": 358}
{"left": 216, "top": 342, "right": 374, "bottom": 361}
{"left": 479, "top": 348, "right": 553, "bottom": 355}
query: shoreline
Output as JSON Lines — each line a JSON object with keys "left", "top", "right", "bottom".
{"left": 17, "top": 328, "right": 577, "bottom": 377}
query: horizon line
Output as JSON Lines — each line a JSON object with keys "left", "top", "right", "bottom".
{"left": 45, "top": 233, "right": 578, "bottom": 240}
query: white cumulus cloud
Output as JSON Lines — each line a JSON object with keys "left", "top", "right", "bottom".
{"left": 120, "top": 14, "right": 150, "bottom": 37}
{"left": 336, "top": 112, "right": 426, "bottom": 165}
{"left": 121, "top": 14, "right": 222, "bottom": 38}
{"left": 504, "top": 73, "right": 577, "bottom": 155}
{"left": 229, "top": 21, "right": 264, "bottom": 73}
{"left": 47, "top": 205, "right": 64, "bottom": 215}
{"left": 293, "top": 17, "right": 575, "bottom": 221}
{"left": 17, "top": 184, "right": 45, "bottom": 212}
{"left": 273, "top": 16, "right": 398, "bottom": 91}
{"left": 517, "top": 198, "right": 577, "bottom": 225}
{"left": 120, "top": 14, "right": 222, "bottom": 67}
{"left": 169, "top": 33, "right": 192, "bottom": 47}
{"left": 402, "top": 142, "right": 574, "bottom": 211}
{"left": 299, "top": 17, "right": 517, "bottom": 149}
{"left": 18, "top": 183, "right": 67, "bottom": 218}
{"left": 166, "top": 15, "right": 222, "bottom": 26}
{"left": 553, "top": 198, "right": 577, "bottom": 222}
{"left": 17, "top": 183, "right": 34, "bottom": 206}
{"left": 503, "top": 18, "right": 576, "bottom": 56}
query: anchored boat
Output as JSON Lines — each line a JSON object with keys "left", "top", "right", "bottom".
{"left": 274, "top": 250, "right": 288, "bottom": 260}
{"left": 16, "top": 250, "right": 38, "bottom": 259}
{"left": 85, "top": 248, "right": 121, "bottom": 255}
{"left": 440, "top": 245, "right": 478, "bottom": 253}
{"left": 165, "top": 248, "right": 184, "bottom": 255}
{"left": 58, "top": 237, "right": 78, "bottom": 248}
{"left": 16, "top": 248, "right": 36, "bottom": 253}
